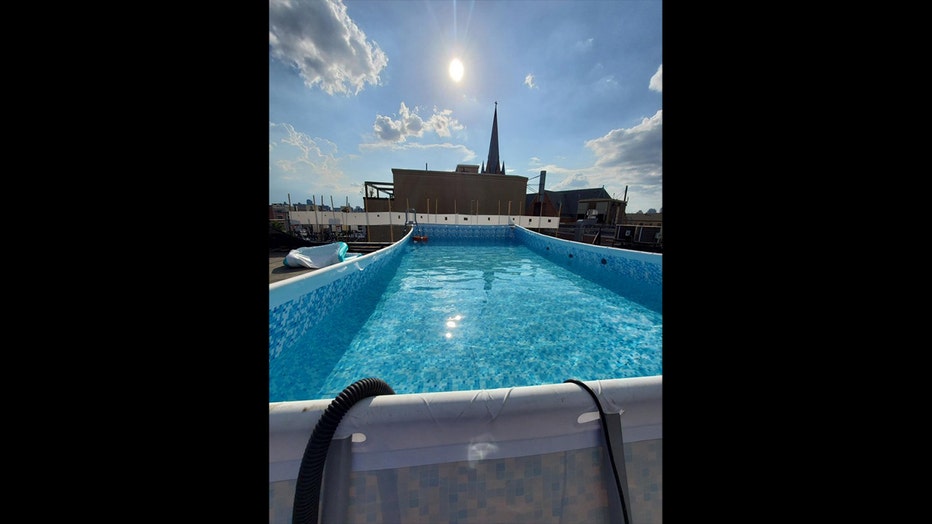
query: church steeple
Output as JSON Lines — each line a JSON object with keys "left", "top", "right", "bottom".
{"left": 483, "top": 102, "right": 502, "bottom": 174}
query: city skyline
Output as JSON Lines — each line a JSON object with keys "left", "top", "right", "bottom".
{"left": 270, "top": 0, "right": 662, "bottom": 213}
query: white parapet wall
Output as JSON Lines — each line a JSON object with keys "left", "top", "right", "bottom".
{"left": 287, "top": 211, "right": 561, "bottom": 229}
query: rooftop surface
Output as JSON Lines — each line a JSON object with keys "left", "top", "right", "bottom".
{"left": 269, "top": 250, "right": 316, "bottom": 284}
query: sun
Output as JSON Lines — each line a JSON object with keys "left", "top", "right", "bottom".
{"left": 448, "top": 58, "right": 464, "bottom": 82}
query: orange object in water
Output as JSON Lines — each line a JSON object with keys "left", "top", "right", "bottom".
{"left": 413, "top": 235, "right": 428, "bottom": 242}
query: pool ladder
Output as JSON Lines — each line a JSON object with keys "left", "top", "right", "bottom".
{"left": 406, "top": 208, "right": 430, "bottom": 242}
{"left": 405, "top": 208, "right": 423, "bottom": 235}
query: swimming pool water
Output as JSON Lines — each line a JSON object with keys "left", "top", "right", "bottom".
{"left": 269, "top": 239, "right": 662, "bottom": 402}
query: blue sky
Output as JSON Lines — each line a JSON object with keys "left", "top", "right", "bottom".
{"left": 269, "top": 0, "right": 662, "bottom": 213}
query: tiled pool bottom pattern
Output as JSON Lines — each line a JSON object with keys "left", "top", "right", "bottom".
{"left": 269, "top": 439, "right": 662, "bottom": 523}
{"left": 270, "top": 240, "right": 662, "bottom": 402}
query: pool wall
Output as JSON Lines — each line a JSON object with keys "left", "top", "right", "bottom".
{"left": 269, "top": 222, "right": 662, "bottom": 523}
{"left": 270, "top": 377, "right": 662, "bottom": 524}
{"left": 409, "top": 223, "right": 517, "bottom": 241}
{"left": 269, "top": 229, "right": 413, "bottom": 360}
{"left": 514, "top": 225, "right": 662, "bottom": 313}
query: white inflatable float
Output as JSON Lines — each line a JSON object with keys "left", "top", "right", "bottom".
{"left": 283, "top": 242, "right": 350, "bottom": 269}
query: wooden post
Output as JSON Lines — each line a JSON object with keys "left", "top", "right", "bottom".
{"left": 364, "top": 194, "right": 370, "bottom": 242}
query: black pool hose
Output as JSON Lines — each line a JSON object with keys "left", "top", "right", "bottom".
{"left": 565, "top": 379, "right": 630, "bottom": 524}
{"left": 292, "top": 377, "right": 396, "bottom": 524}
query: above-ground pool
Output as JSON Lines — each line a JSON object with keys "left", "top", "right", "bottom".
{"left": 269, "top": 224, "right": 662, "bottom": 402}
{"left": 269, "top": 224, "right": 663, "bottom": 523}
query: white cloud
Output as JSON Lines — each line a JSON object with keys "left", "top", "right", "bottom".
{"left": 372, "top": 103, "right": 464, "bottom": 143}
{"left": 269, "top": 121, "right": 344, "bottom": 189}
{"left": 586, "top": 110, "right": 662, "bottom": 171}
{"left": 526, "top": 112, "right": 662, "bottom": 210}
{"left": 359, "top": 141, "right": 476, "bottom": 160}
{"left": 649, "top": 64, "right": 662, "bottom": 93}
{"left": 575, "top": 37, "right": 594, "bottom": 51}
{"left": 427, "top": 107, "right": 462, "bottom": 137}
{"left": 269, "top": 0, "right": 388, "bottom": 96}
{"left": 553, "top": 173, "right": 591, "bottom": 190}
{"left": 525, "top": 74, "right": 537, "bottom": 89}
{"left": 595, "top": 75, "right": 618, "bottom": 92}
{"left": 573, "top": 109, "right": 661, "bottom": 205}
{"left": 536, "top": 111, "right": 662, "bottom": 207}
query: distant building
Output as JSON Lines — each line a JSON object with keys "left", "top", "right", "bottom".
{"left": 269, "top": 203, "right": 290, "bottom": 221}
{"left": 625, "top": 211, "right": 662, "bottom": 227}
{"left": 576, "top": 197, "right": 627, "bottom": 224}
{"left": 271, "top": 101, "right": 660, "bottom": 245}
{"left": 363, "top": 103, "right": 528, "bottom": 241}
{"left": 526, "top": 188, "right": 625, "bottom": 224}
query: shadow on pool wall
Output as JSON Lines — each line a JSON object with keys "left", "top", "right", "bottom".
{"left": 269, "top": 229, "right": 411, "bottom": 360}
{"left": 511, "top": 225, "right": 662, "bottom": 314}
{"left": 411, "top": 223, "right": 661, "bottom": 312}
{"left": 269, "top": 222, "right": 663, "bottom": 523}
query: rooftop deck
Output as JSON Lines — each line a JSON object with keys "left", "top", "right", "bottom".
{"left": 269, "top": 242, "right": 392, "bottom": 284}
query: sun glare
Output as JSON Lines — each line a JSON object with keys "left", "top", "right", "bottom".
{"left": 449, "top": 58, "right": 464, "bottom": 82}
